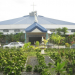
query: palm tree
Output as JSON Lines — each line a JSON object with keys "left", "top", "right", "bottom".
{"left": 53, "top": 62, "right": 66, "bottom": 75}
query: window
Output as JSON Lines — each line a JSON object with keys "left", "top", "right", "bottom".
{"left": 10, "top": 42, "right": 14, "bottom": 45}
{"left": 14, "top": 29, "right": 20, "bottom": 32}
{"left": 71, "top": 29, "right": 75, "bottom": 32}
{"left": 50, "top": 29, "right": 55, "bottom": 32}
{"left": 3, "top": 29, "right": 9, "bottom": 32}
{"left": 14, "top": 42, "right": 19, "bottom": 45}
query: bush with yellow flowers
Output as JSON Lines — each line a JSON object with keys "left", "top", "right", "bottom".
{"left": 43, "top": 38, "right": 49, "bottom": 45}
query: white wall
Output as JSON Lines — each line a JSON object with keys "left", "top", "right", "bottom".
{"left": 0, "top": 24, "right": 30, "bottom": 29}
{"left": 0, "top": 24, "right": 75, "bottom": 29}
{"left": 0, "top": 24, "right": 75, "bottom": 34}
{"left": 41, "top": 24, "right": 75, "bottom": 29}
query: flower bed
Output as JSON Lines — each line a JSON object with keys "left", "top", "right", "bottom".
{"left": 0, "top": 48, "right": 27, "bottom": 75}
{"left": 34, "top": 52, "right": 51, "bottom": 75}
{"left": 48, "top": 48, "right": 75, "bottom": 75}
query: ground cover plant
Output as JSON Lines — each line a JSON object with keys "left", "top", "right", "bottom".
{"left": 34, "top": 51, "right": 51, "bottom": 75}
{"left": 46, "top": 48, "right": 75, "bottom": 75}
{"left": 0, "top": 42, "right": 75, "bottom": 75}
{"left": 0, "top": 48, "right": 27, "bottom": 75}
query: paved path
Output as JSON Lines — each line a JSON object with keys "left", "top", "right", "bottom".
{"left": 21, "top": 72, "right": 40, "bottom": 75}
{"left": 21, "top": 56, "right": 54, "bottom": 75}
{"left": 0, "top": 72, "right": 3, "bottom": 75}
{"left": 27, "top": 56, "right": 39, "bottom": 71}
{"left": 44, "top": 56, "right": 53, "bottom": 65}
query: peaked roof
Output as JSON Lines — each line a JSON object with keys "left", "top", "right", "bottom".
{"left": 0, "top": 15, "right": 75, "bottom": 25}
{"left": 25, "top": 22, "right": 47, "bottom": 32}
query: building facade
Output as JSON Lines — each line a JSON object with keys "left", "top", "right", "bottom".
{"left": 0, "top": 11, "right": 75, "bottom": 43}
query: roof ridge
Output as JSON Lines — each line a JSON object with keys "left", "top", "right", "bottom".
{"left": 25, "top": 22, "right": 47, "bottom": 32}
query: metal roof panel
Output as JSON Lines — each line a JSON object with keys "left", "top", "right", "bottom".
{"left": 0, "top": 15, "right": 75, "bottom": 25}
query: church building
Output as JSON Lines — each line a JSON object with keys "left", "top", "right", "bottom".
{"left": 0, "top": 11, "right": 75, "bottom": 44}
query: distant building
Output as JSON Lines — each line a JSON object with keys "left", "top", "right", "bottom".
{"left": 0, "top": 11, "right": 75, "bottom": 44}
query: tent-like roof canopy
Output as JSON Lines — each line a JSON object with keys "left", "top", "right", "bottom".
{"left": 25, "top": 22, "right": 47, "bottom": 32}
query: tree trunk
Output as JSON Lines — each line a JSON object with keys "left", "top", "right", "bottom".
{"left": 57, "top": 72, "right": 60, "bottom": 75}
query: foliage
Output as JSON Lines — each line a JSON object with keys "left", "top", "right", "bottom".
{"left": 62, "top": 27, "right": 68, "bottom": 35}
{"left": 56, "top": 28, "right": 62, "bottom": 35}
{"left": 0, "top": 32, "right": 3, "bottom": 38}
{"left": 26, "top": 65, "right": 32, "bottom": 72}
{"left": 41, "top": 69, "right": 51, "bottom": 75}
{"left": 35, "top": 41, "right": 39, "bottom": 46}
{"left": 48, "top": 62, "right": 52, "bottom": 68}
{"left": 0, "top": 48, "right": 27, "bottom": 75}
{"left": 35, "top": 52, "right": 49, "bottom": 74}
{"left": 56, "top": 27, "right": 68, "bottom": 36}
{"left": 53, "top": 62, "right": 66, "bottom": 75}
{"left": 50, "top": 33, "right": 65, "bottom": 48}
{"left": 22, "top": 42, "right": 34, "bottom": 51}
{"left": 43, "top": 38, "right": 49, "bottom": 45}
{"left": 65, "top": 43, "right": 70, "bottom": 47}
{"left": 34, "top": 65, "right": 38, "bottom": 72}
{"left": 0, "top": 32, "right": 4, "bottom": 43}
{"left": 48, "top": 48, "right": 75, "bottom": 75}
{"left": 6, "top": 32, "right": 25, "bottom": 43}
{"left": 34, "top": 47, "right": 40, "bottom": 51}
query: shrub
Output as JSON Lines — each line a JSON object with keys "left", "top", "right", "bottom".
{"left": 65, "top": 43, "right": 70, "bottom": 47}
{"left": 35, "top": 41, "right": 39, "bottom": 46}
{"left": 26, "top": 65, "right": 32, "bottom": 72}
{"left": 41, "top": 69, "right": 51, "bottom": 75}
{"left": 48, "top": 62, "right": 52, "bottom": 68}
{"left": 4, "top": 66, "right": 12, "bottom": 75}
{"left": 33, "top": 65, "right": 38, "bottom": 72}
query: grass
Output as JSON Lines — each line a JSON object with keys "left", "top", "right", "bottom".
{"left": 26, "top": 52, "right": 37, "bottom": 56}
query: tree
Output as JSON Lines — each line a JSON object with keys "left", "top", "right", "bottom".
{"left": 55, "top": 35, "right": 65, "bottom": 49}
{"left": 50, "top": 33, "right": 65, "bottom": 49}
{"left": 0, "top": 32, "right": 3, "bottom": 37}
{"left": 62, "top": 27, "right": 68, "bottom": 35}
{"left": 0, "top": 32, "right": 3, "bottom": 42}
{"left": 50, "top": 33, "right": 57, "bottom": 44}
{"left": 56, "top": 28, "right": 62, "bottom": 35}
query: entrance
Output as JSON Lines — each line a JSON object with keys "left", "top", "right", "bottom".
{"left": 29, "top": 37, "right": 42, "bottom": 44}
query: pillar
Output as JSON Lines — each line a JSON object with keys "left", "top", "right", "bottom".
{"left": 6, "top": 35, "right": 8, "bottom": 44}
{"left": 46, "top": 33, "right": 48, "bottom": 45}
{"left": 25, "top": 33, "right": 26, "bottom": 43}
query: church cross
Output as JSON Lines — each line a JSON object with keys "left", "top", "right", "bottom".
{"left": 31, "top": 3, "right": 36, "bottom": 11}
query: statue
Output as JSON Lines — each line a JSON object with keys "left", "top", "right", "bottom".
{"left": 40, "top": 36, "right": 45, "bottom": 54}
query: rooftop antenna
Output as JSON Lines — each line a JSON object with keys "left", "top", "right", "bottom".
{"left": 31, "top": 3, "right": 36, "bottom": 12}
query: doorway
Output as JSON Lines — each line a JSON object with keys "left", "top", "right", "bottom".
{"left": 29, "top": 37, "right": 42, "bottom": 44}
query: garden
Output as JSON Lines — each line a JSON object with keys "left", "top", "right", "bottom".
{"left": 0, "top": 28, "right": 75, "bottom": 75}
{"left": 0, "top": 42, "right": 75, "bottom": 75}
{"left": 0, "top": 48, "right": 27, "bottom": 75}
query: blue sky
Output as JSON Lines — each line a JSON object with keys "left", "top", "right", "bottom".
{"left": 0, "top": 0, "right": 75, "bottom": 23}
